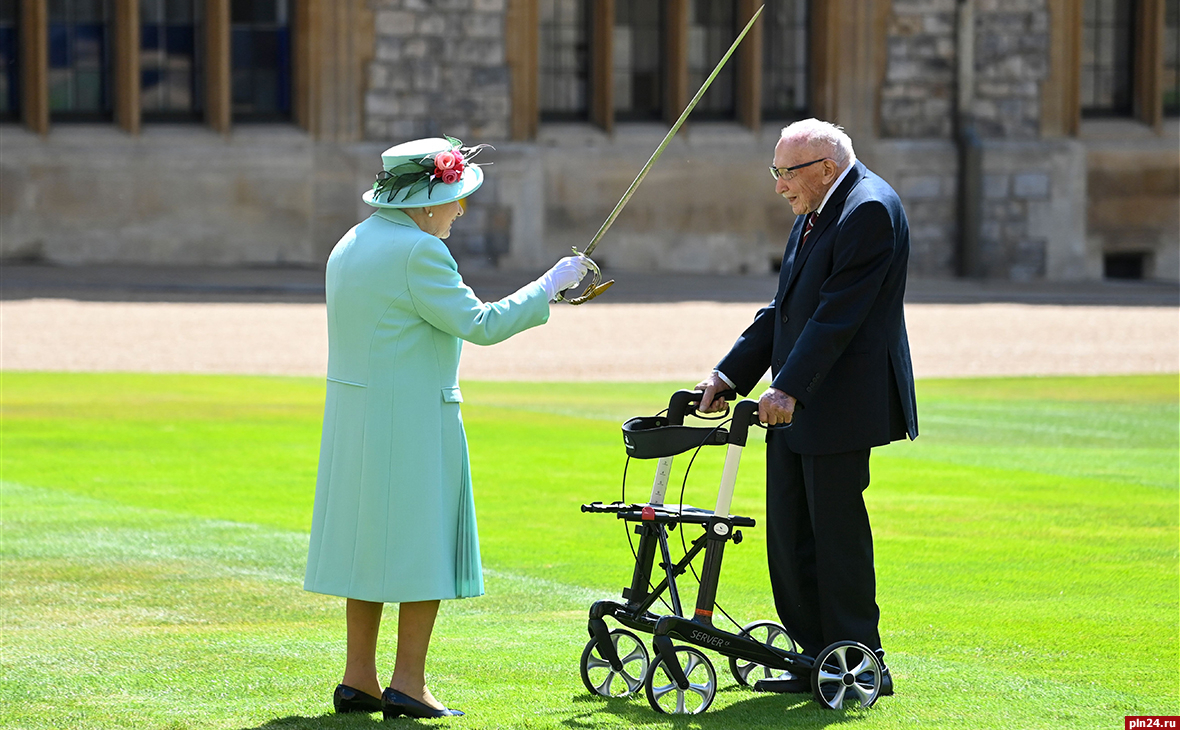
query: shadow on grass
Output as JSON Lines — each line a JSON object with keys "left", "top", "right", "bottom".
{"left": 235, "top": 714, "right": 388, "bottom": 729}
{"left": 562, "top": 690, "right": 873, "bottom": 729}
{"left": 239, "top": 694, "right": 876, "bottom": 729}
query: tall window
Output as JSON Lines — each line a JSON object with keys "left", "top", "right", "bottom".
{"left": 1165, "top": 0, "right": 1179, "bottom": 116}
{"left": 49, "top": 0, "right": 113, "bottom": 120}
{"left": 0, "top": 0, "right": 17, "bottom": 120}
{"left": 687, "top": 0, "right": 734, "bottom": 118}
{"left": 141, "top": 0, "right": 203, "bottom": 120}
{"left": 614, "top": 0, "right": 662, "bottom": 120}
{"left": 231, "top": 0, "right": 290, "bottom": 121}
{"left": 1081, "top": 0, "right": 1136, "bottom": 116}
{"left": 762, "top": 0, "right": 807, "bottom": 119}
{"left": 539, "top": 0, "right": 589, "bottom": 120}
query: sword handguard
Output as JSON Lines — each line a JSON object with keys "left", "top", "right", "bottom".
{"left": 556, "top": 249, "right": 614, "bottom": 305}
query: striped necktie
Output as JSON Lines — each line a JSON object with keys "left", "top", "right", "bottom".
{"left": 798, "top": 212, "right": 816, "bottom": 252}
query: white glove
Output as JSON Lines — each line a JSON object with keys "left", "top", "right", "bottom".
{"left": 537, "top": 255, "right": 590, "bottom": 301}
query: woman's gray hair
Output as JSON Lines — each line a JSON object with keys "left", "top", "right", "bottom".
{"left": 780, "top": 119, "right": 856, "bottom": 168}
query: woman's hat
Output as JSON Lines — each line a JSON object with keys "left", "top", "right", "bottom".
{"left": 362, "top": 136, "right": 489, "bottom": 209}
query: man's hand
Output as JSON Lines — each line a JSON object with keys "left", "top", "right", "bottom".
{"left": 694, "top": 372, "right": 731, "bottom": 414}
{"left": 758, "top": 387, "right": 797, "bottom": 426}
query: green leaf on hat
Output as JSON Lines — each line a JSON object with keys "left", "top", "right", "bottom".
{"left": 389, "top": 162, "right": 426, "bottom": 176}
{"left": 405, "top": 178, "right": 429, "bottom": 199}
{"left": 427, "top": 176, "right": 443, "bottom": 198}
{"left": 445, "top": 135, "right": 462, "bottom": 149}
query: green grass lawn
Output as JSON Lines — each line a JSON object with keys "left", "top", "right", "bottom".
{"left": 1, "top": 372, "right": 1177, "bottom": 729}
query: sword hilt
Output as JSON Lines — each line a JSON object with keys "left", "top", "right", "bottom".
{"left": 556, "top": 248, "right": 614, "bottom": 305}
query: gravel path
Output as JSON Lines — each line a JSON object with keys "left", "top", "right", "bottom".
{"left": 3, "top": 298, "right": 1176, "bottom": 380}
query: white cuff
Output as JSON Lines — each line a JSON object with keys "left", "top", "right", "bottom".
{"left": 713, "top": 369, "right": 736, "bottom": 389}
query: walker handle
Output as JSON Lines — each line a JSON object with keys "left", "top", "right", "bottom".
{"left": 727, "top": 400, "right": 761, "bottom": 447}
{"left": 668, "top": 388, "right": 737, "bottom": 425}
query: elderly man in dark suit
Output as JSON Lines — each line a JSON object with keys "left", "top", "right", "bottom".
{"left": 697, "top": 118, "right": 918, "bottom": 696}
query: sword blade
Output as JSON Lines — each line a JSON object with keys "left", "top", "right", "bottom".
{"left": 582, "top": 4, "right": 764, "bottom": 258}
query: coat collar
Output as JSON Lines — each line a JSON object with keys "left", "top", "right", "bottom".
{"left": 371, "top": 208, "right": 422, "bottom": 230}
{"left": 782, "top": 160, "right": 867, "bottom": 295}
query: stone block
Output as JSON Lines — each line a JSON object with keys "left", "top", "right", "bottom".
{"left": 375, "top": 38, "right": 403, "bottom": 62}
{"left": 889, "top": 13, "right": 924, "bottom": 36}
{"left": 413, "top": 64, "right": 442, "bottom": 92}
{"left": 456, "top": 39, "right": 504, "bottom": 66}
{"left": 923, "top": 12, "right": 955, "bottom": 34}
{"left": 375, "top": 10, "right": 416, "bottom": 37}
{"left": 901, "top": 175, "right": 943, "bottom": 199}
{"left": 463, "top": 13, "right": 504, "bottom": 38}
{"left": 473, "top": 0, "right": 505, "bottom": 10}
{"left": 367, "top": 92, "right": 400, "bottom": 117}
{"left": 418, "top": 13, "right": 448, "bottom": 36}
{"left": 1013, "top": 172, "right": 1050, "bottom": 199}
{"left": 983, "top": 174, "right": 1009, "bottom": 199}
{"left": 402, "top": 37, "right": 429, "bottom": 59}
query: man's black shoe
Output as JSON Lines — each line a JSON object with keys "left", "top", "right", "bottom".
{"left": 753, "top": 673, "right": 810, "bottom": 694}
{"left": 878, "top": 666, "right": 893, "bottom": 696}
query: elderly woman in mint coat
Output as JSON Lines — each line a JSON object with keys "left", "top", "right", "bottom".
{"left": 304, "top": 138, "right": 588, "bottom": 720}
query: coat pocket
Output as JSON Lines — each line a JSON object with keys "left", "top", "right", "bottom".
{"left": 441, "top": 386, "right": 464, "bottom": 403}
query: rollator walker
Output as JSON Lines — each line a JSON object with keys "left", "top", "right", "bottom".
{"left": 578, "top": 390, "right": 886, "bottom": 714}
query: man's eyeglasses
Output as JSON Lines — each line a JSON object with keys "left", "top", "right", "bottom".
{"left": 769, "top": 157, "right": 831, "bottom": 181}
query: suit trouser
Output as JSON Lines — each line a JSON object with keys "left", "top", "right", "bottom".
{"left": 765, "top": 430, "right": 881, "bottom": 659}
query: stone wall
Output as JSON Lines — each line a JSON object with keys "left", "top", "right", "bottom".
{"left": 971, "top": 0, "right": 1049, "bottom": 139}
{"left": 1083, "top": 122, "right": 1180, "bottom": 281}
{"left": 880, "top": 0, "right": 956, "bottom": 139}
{"left": 0, "top": 126, "right": 369, "bottom": 267}
{"left": 365, "top": 0, "right": 512, "bottom": 143}
{"left": 978, "top": 139, "right": 1091, "bottom": 280}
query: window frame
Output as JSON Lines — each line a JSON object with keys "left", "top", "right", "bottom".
{"left": 0, "top": 0, "right": 20, "bottom": 120}
{"left": 46, "top": 0, "right": 116, "bottom": 122}
{"left": 1045, "top": 0, "right": 1168, "bottom": 136}
{"left": 509, "top": 0, "right": 768, "bottom": 138}
{"left": 13, "top": 0, "right": 366, "bottom": 137}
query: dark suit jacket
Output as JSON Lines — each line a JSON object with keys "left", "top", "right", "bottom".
{"left": 718, "top": 160, "right": 918, "bottom": 455}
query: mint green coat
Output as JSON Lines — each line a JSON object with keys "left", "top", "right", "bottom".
{"left": 303, "top": 209, "right": 550, "bottom": 603}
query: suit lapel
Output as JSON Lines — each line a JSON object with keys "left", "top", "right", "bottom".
{"left": 782, "top": 161, "right": 867, "bottom": 296}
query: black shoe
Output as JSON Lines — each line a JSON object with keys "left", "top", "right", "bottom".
{"left": 333, "top": 684, "right": 383, "bottom": 714}
{"left": 381, "top": 687, "right": 465, "bottom": 719}
{"left": 874, "top": 649, "right": 893, "bottom": 696}
{"left": 753, "top": 673, "right": 811, "bottom": 694}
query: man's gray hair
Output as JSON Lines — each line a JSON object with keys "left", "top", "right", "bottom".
{"left": 780, "top": 119, "right": 856, "bottom": 168}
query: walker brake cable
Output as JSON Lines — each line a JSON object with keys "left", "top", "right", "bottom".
{"left": 674, "top": 418, "right": 747, "bottom": 635}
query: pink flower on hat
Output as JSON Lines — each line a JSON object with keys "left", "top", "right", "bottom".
{"left": 434, "top": 150, "right": 459, "bottom": 171}
{"left": 440, "top": 169, "right": 462, "bottom": 185}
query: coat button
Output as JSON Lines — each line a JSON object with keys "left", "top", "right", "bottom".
{"left": 781, "top": 314, "right": 789, "bottom": 324}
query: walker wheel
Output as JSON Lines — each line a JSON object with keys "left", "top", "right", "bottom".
{"left": 728, "top": 620, "right": 800, "bottom": 686}
{"left": 644, "top": 645, "right": 716, "bottom": 715}
{"left": 579, "top": 628, "right": 649, "bottom": 698}
{"left": 811, "top": 640, "right": 882, "bottom": 710}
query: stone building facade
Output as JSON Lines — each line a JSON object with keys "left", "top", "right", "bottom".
{"left": 2, "top": 0, "right": 1177, "bottom": 281}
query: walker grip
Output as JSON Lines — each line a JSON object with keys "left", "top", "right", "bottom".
{"left": 727, "top": 400, "right": 760, "bottom": 447}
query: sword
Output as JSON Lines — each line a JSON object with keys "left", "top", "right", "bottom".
{"left": 559, "top": 4, "right": 765, "bottom": 304}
